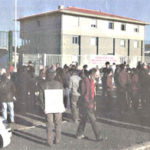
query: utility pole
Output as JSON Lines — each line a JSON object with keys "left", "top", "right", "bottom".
{"left": 8, "top": 31, "right": 13, "bottom": 65}
{"left": 63, "top": 0, "right": 65, "bottom": 6}
{"left": 14, "top": 0, "right": 17, "bottom": 71}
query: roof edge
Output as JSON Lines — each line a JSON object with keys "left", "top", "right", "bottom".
{"left": 61, "top": 9, "right": 148, "bottom": 25}
{"left": 17, "top": 6, "right": 149, "bottom": 25}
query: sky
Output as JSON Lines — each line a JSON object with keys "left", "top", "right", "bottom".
{"left": 0, "top": 0, "right": 150, "bottom": 41}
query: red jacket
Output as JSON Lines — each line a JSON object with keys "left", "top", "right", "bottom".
{"left": 81, "top": 77, "right": 95, "bottom": 109}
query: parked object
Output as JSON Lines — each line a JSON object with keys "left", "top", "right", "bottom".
{"left": 0, "top": 117, "right": 12, "bottom": 148}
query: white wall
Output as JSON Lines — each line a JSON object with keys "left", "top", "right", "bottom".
{"left": 62, "top": 14, "right": 145, "bottom": 40}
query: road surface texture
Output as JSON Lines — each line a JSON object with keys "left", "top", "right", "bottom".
{"left": 3, "top": 95, "right": 150, "bottom": 150}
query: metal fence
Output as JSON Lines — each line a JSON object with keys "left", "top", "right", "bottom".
{"left": 19, "top": 53, "right": 150, "bottom": 75}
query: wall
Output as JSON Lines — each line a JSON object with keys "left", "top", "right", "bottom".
{"left": 61, "top": 14, "right": 145, "bottom": 57}
{"left": 62, "top": 14, "right": 145, "bottom": 40}
{"left": 20, "top": 14, "right": 61, "bottom": 54}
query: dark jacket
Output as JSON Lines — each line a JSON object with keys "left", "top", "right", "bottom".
{"left": 118, "top": 69, "right": 130, "bottom": 90}
{"left": 63, "top": 71, "right": 70, "bottom": 88}
{"left": 131, "top": 73, "right": 140, "bottom": 92}
{"left": 102, "top": 68, "right": 111, "bottom": 89}
{"left": 0, "top": 78, "right": 16, "bottom": 102}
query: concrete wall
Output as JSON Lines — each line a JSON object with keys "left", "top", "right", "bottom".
{"left": 98, "top": 37, "right": 113, "bottom": 55}
{"left": 80, "top": 36, "right": 97, "bottom": 55}
{"left": 62, "top": 34, "right": 79, "bottom": 55}
{"left": 20, "top": 14, "right": 61, "bottom": 54}
{"left": 115, "top": 39, "right": 128, "bottom": 56}
{"left": 130, "top": 40, "right": 141, "bottom": 56}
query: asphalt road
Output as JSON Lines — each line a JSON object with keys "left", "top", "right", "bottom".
{"left": 2, "top": 95, "right": 150, "bottom": 150}
{"left": 3, "top": 118, "right": 150, "bottom": 150}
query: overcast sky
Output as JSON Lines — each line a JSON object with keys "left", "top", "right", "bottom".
{"left": 0, "top": 0, "right": 150, "bottom": 40}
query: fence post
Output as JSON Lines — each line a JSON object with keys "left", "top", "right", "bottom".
{"left": 141, "top": 40, "right": 144, "bottom": 62}
{"left": 44, "top": 53, "right": 47, "bottom": 67}
{"left": 78, "top": 36, "right": 81, "bottom": 65}
{"left": 96, "top": 37, "right": 99, "bottom": 55}
{"left": 113, "top": 38, "right": 115, "bottom": 55}
{"left": 128, "top": 39, "right": 130, "bottom": 57}
{"left": 8, "top": 31, "right": 13, "bottom": 66}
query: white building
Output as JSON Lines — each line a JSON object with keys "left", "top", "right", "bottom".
{"left": 18, "top": 6, "right": 149, "bottom": 66}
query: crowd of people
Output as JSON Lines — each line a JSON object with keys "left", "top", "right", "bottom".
{"left": 0, "top": 60, "right": 150, "bottom": 147}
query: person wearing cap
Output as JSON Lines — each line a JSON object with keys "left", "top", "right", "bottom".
{"left": 39, "top": 68, "right": 64, "bottom": 147}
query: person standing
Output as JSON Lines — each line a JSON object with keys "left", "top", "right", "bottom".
{"left": 106, "top": 70, "right": 114, "bottom": 111}
{"left": 69, "top": 68, "right": 81, "bottom": 123}
{"left": 0, "top": 72, "right": 16, "bottom": 123}
{"left": 118, "top": 64, "right": 130, "bottom": 113}
{"left": 131, "top": 69, "right": 140, "bottom": 110}
{"left": 39, "top": 69, "right": 64, "bottom": 147}
{"left": 63, "top": 65, "right": 71, "bottom": 109}
{"left": 102, "top": 62, "right": 111, "bottom": 97}
{"left": 76, "top": 69, "right": 103, "bottom": 141}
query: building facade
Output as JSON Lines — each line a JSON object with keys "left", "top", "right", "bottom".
{"left": 18, "top": 6, "right": 148, "bottom": 65}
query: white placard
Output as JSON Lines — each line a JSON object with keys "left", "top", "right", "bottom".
{"left": 44, "top": 89, "right": 65, "bottom": 114}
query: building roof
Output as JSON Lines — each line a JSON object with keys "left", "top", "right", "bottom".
{"left": 18, "top": 6, "right": 148, "bottom": 25}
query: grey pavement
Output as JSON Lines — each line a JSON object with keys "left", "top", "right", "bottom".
{"left": 2, "top": 110, "right": 150, "bottom": 150}
{"left": 3, "top": 95, "right": 150, "bottom": 150}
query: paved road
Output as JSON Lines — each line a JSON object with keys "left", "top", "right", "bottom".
{"left": 2, "top": 95, "right": 150, "bottom": 150}
{"left": 3, "top": 115, "right": 150, "bottom": 150}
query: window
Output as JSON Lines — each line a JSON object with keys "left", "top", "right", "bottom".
{"left": 72, "top": 36, "right": 78, "bottom": 44}
{"left": 134, "top": 41, "right": 139, "bottom": 48}
{"left": 121, "top": 24, "right": 126, "bottom": 31}
{"left": 91, "top": 37, "right": 96, "bottom": 46}
{"left": 120, "top": 39, "right": 126, "bottom": 47}
{"left": 91, "top": 19, "right": 97, "bottom": 28}
{"left": 108, "top": 22, "right": 114, "bottom": 29}
{"left": 37, "top": 20, "right": 40, "bottom": 27}
{"left": 134, "top": 26, "right": 139, "bottom": 32}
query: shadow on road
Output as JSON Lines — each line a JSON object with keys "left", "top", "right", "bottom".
{"left": 13, "top": 130, "right": 47, "bottom": 146}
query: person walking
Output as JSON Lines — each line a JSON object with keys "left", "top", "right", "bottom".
{"left": 76, "top": 69, "right": 103, "bottom": 141}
